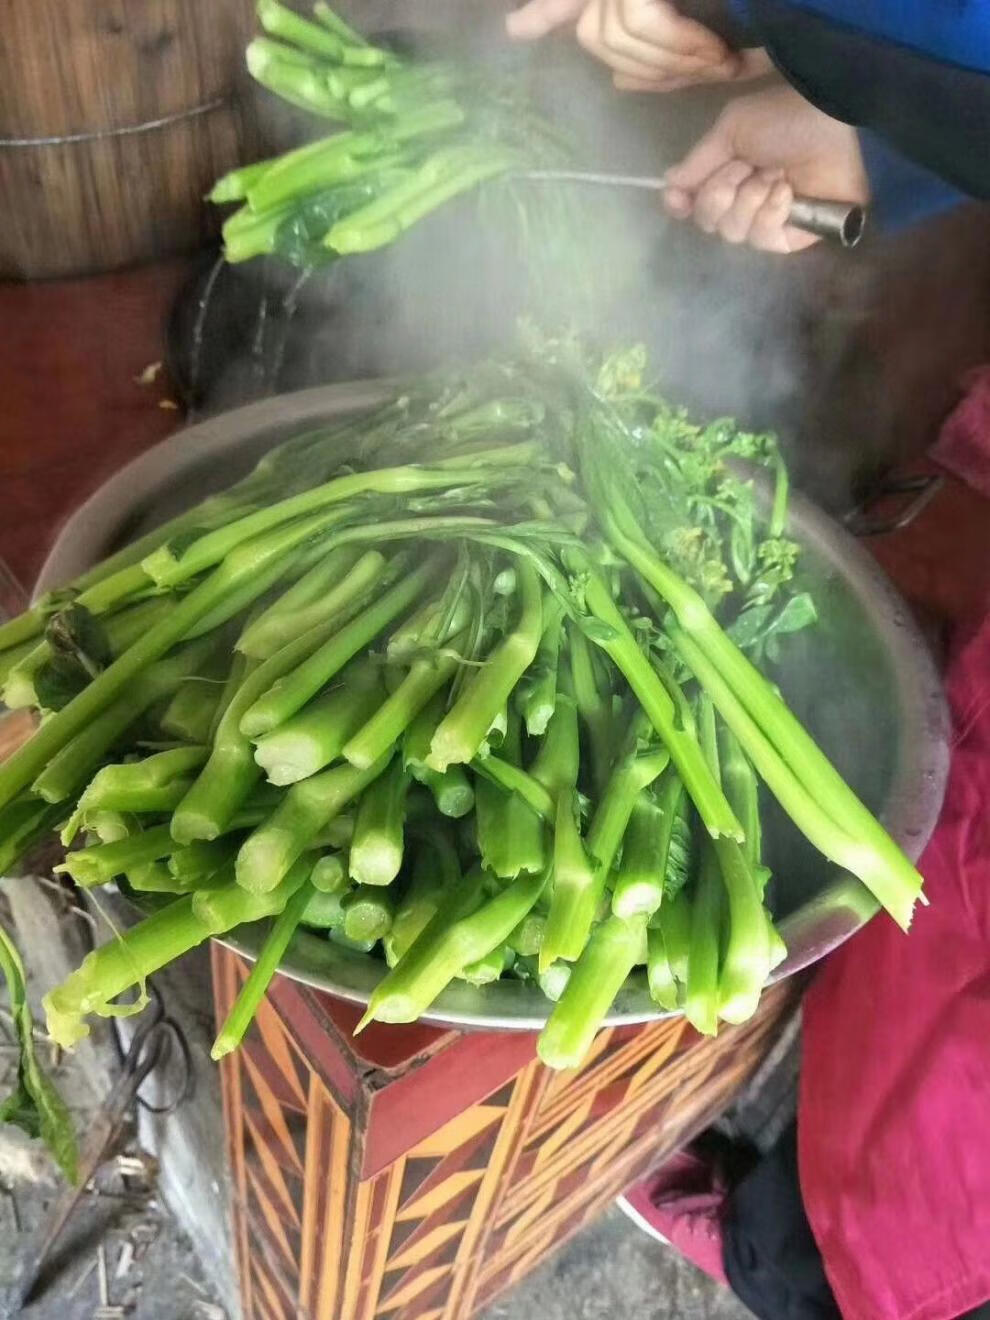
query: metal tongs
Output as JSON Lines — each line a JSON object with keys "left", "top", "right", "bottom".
{"left": 518, "top": 169, "right": 866, "bottom": 248}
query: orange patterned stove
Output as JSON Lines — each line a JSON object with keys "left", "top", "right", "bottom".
{"left": 213, "top": 946, "right": 800, "bottom": 1320}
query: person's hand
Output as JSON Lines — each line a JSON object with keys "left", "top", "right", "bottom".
{"left": 506, "top": 0, "right": 771, "bottom": 92}
{"left": 663, "top": 85, "right": 869, "bottom": 251}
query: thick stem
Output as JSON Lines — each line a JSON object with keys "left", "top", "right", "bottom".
{"left": 611, "top": 785, "right": 677, "bottom": 921}
{"left": 252, "top": 667, "right": 384, "bottom": 785}
{"left": 540, "top": 789, "right": 596, "bottom": 970}
{"left": 519, "top": 597, "right": 564, "bottom": 736}
{"left": 357, "top": 866, "right": 548, "bottom": 1028}
{"left": 342, "top": 886, "right": 396, "bottom": 942}
{"left": 384, "top": 833, "right": 460, "bottom": 966}
{"left": 348, "top": 758, "right": 409, "bottom": 887}
{"left": 309, "top": 852, "right": 348, "bottom": 895}
{"left": 300, "top": 887, "right": 348, "bottom": 928}
{"left": 657, "top": 883, "right": 691, "bottom": 984}
{"left": 343, "top": 644, "right": 461, "bottom": 771}
{"left": 460, "top": 945, "right": 509, "bottom": 985}
{"left": 471, "top": 756, "right": 554, "bottom": 822}
{"left": 646, "top": 924, "right": 679, "bottom": 1011}
{"left": 161, "top": 678, "right": 223, "bottom": 745}
{"left": 568, "top": 624, "right": 612, "bottom": 793}
{"left": 173, "top": 606, "right": 355, "bottom": 845}
{"left": 428, "top": 562, "right": 543, "bottom": 771}
{"left": 54, "top": 825, "right": 175, "bottom": 889}
{"left": 713, "top": 836, "right": 770, "bottom": 1025}
{"left": 212, "top": 879, "right": 315, "bottom": 1059}
{"left": 415, "top": 764, "right": 474, "bottom": 819}
{"left": 240, "top": 556, "right": 438, "bottom": 737}
{"left": 529, "top": 693, "right": 580, "bottom": 799}
{"left": 0, "top": 511, "right": 342, "bottom": 814}
{"left": 684, "top": 844, "right": 722, "bottom": 1037}
{"left": 577, "top": 565, "right": 742, "bottom": 841}
{"left": 237, "top": 548, "right": 385, "bottom": 659}
{"left": 671, "top": 625, "right": 921, "bottom": 929}
{"left": 475, "top": 710, "right": 546, "bottom": 880}
{"left": 235, "top": 753, "right": 390, "bottom": 893}
{"left": 537, "top": 914, "right": 647, "bottom": 1070}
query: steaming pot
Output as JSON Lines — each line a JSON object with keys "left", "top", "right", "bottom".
{"left": 35, "top": 383, "right": 950, "bottom": 1029}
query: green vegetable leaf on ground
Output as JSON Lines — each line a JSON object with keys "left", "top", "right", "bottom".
{"left": 0, "top": 918, "right": 78, "bottom": 1182}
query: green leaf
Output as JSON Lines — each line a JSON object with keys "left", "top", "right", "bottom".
{"left": 728, "top": 592, "right": 817, "bottom": 657}
{"left": 46, "top": 603, "right": 112, "bottom": 675}
{"left": 596, "top": 344, "right": 647, "bottom": 397}
{"left": 34, "top": 654, "right": 90, "bottom": 711}
{"left": 0, "top": 797, "right": 60, "bottom": 875}
{"left": 0, "top": 921, "right": 78, "bottom": 1182}
{"left": 36, "top": 603, "right": 115, "bottom": 709}
{"left": 770, "top": 591, "right": 818, "bottom": 635}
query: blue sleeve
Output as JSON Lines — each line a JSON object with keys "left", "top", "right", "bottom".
{"left": 857, "top": 130, "right": 967, "bottom": 230}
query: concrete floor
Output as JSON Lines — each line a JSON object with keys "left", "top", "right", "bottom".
{"left": 0, "top": 1162, "right": 749, "bottom": 1320}
{"left": 0, "top": 1129, "right": 227, "bottom": 1320}
{"left": 483, "top": 1206, "right": 751, "bottom": 1320}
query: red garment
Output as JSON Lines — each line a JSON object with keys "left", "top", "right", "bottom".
{"left": 930, "top": 366, "right": 990, "bottom": 501}
{"left": 799, "top": 616, "right": 990, "bottom": 1320}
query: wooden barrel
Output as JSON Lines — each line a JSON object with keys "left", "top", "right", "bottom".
{"left": 0, "top": 0, "right": 261, "bottom": 280}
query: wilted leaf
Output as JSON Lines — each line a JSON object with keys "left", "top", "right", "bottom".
{"left": 0, "top": 922, "right": 78, "bottom": 1182}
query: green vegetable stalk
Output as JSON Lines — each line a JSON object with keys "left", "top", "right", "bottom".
{"left": 235, "top": 753, "right": 390, "bottom": 893}
{"left": 172, "top": 610, "right": 356, "bottom": 845}
{"left": 683, "top": 842, "right": 723, "bottom": 1037}
{"left": 237, "top": 547, "right": 385, "bottom": 659}
{"left": 44, "top": 862, "right": 310, "bottom": 1049}
{"left": 575, "top": 561, "right": 742, "bottom": 842}
{"left": 212, "top": 878, "right": 316, "bottom": 1059}
{"left": 403, "top": 692, "right": 476, "bottom": 819}
{"left": 428, "top": 561, "right": 543, "bottom": 771}
{"left": 342, "top": 639, "right": 463, "bottom": 772}
{"left": 0, "top": 511, "right": 346, "bottom": 815}
{"left": 475, "top": 711, "right": 546, "bottom": 879}
{"left": 540, "top": 789, "right": 596, "bottom": 970}
{"left": 518, "top": 597, "right": 565, "bottom": 736}
{"left": 253, "top": 666, "right": 384, "bottom": 785}
{"left": 341, "top": 885, "right": 396, "bottom": 942}
{"left": 568, "top": 624, "right": 612, "bottom": 792}
{"left": 671, "top": 624, "right": 921, "bottom": 929}
{"left": 611, "top": 786, "right": 676, "bottom": 921}
{"left": 358, "top": 866, "right": 548, "bottom": 1028}
{"left": 348, "top": 758, "right": 410, "bottom": 887}
{"left": 384, "top": 833, "right": 460, "bottom": 966}
{"left": 538, "top": 913, "right": 648, "bottom": 1070}
{"left": 240, "top": 554, "right": 440, "bottom": 737}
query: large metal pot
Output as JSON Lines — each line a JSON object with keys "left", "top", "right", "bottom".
{"left": 35, "top": 383, "right": 950, "bottom": 1029}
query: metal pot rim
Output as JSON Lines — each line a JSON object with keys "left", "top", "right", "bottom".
{"left": 35, "top": 382, "right": 950, "bottom": 1030}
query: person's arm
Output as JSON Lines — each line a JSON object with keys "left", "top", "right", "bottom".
{"left": 661, "top": 87, "right": 968, "bottom": 251}
{"left": 857, "top": 131, "right": 966, "bottom": 232}
{"left": 506, "top": 0, "right": 769, "bottom": 90}
{"left": 662, "top": 84, "right": 868, "bottom": 252}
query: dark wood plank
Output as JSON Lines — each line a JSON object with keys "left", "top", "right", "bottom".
{"left": 0, "top": 260, "right": 190, "bottom": 592}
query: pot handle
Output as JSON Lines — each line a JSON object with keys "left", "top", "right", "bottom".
{"left": 842, "top": 472, "right": 944, "bottom": 538}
